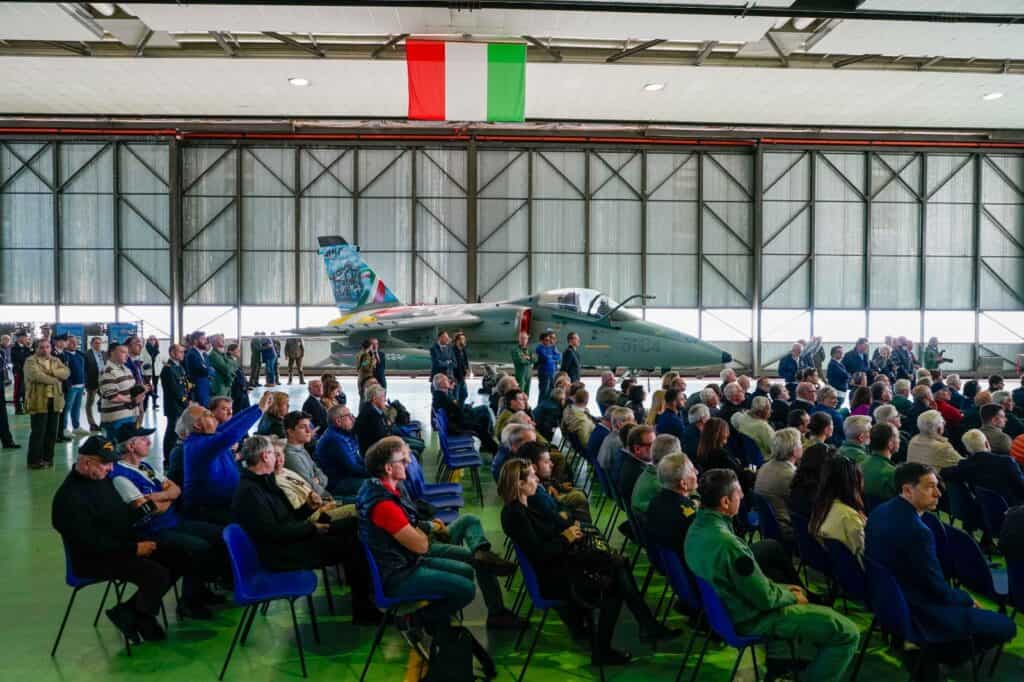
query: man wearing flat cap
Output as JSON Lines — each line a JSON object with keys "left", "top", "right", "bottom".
{"left": 52, "top": 436, "right": 187, "bottom": 644}
{"left": 108, "top": 423, "right": 227, "bottom": 620}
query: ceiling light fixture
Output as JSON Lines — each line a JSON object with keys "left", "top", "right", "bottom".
{"left": 643, "top": 82, "right": 665, "bottom": 92}
{"left": 982, "top": 92, "right": 1004, "bottom": 101}
{"left": 289, "top": 77, "right": 311, "bottom": 87}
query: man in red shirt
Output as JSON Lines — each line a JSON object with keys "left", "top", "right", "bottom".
{"left": 931, "top": 382, "right": 963, "bottom": 432}
{"left": 356, "top": 436, "right": 520, "bottom": 636}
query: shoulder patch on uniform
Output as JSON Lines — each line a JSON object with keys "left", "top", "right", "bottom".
{"left": 681, "top": 505, "right": 695, "bottom": 517}
{"left": 734, "top": 556, "right": 755, "bottom": 577}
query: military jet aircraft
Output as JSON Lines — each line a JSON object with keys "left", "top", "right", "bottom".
{"left": 288, "top": 236, "right": 732, "bottom": 372}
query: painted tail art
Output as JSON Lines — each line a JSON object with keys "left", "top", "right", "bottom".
{"left": 318, "top": 235, "right": 401, "bottom": 313}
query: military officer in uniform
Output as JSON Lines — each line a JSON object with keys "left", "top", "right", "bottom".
{"left": 685, "top": 468, "right": 860, "bottom": 681}
{"left": 160, "top": 343, "right": 191, "bottom": 463}
{"left": 511, "top": 331, "right": 535, "bottom": 400}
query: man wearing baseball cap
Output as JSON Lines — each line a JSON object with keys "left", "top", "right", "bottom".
{"left": 109, "top": 423, "right": 227, "bottom": 620}
{"left": 52, "top": 436, "right": 185, "bottom": 644}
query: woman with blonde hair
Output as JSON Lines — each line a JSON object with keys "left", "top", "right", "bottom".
{"left": 645, "top": 390, "right": 666, "bottom": 425}
{"left": 256, "top": 391, "right": 290, "bottom": 438}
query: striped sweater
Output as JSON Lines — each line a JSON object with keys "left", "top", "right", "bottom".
{"left": 99, "top": 361, "right": 138, "bottom": 424}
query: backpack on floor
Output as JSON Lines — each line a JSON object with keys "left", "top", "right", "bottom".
{"left": 421, "top": 624, "right": 476, "bottom": 682}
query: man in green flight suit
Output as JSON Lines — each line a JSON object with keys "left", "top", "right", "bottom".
{"left": 862, "top": 422, "right": 899, "bottom": 502}
{"left": 511, "top": 331, "right": 536, "bottom": 399}
{"left": 685, "top": 468, "right": 860, "bottom": 681}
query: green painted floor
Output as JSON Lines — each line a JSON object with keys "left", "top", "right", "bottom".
{"left": 4, "top": 380, "right": 1024, "bottom": 681}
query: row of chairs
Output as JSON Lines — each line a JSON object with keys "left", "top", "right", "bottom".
{"left": 431, "top": 408, "right": 485, "bottom": 506}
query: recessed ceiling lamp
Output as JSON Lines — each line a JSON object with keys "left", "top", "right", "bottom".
{"left": 643, "top": 82, "right": 665, "bottom": 92}
{"left": 982, "top": 92, "right": 1004, "bottom": 101}
{"left": 289, "top": 77, "right": 311, "bottom": 87}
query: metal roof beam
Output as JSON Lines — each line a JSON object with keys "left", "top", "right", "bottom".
{"left": 263, "top": 31, "right": 326, "bottom": 57}
{"left": 606, "top": 38, "right": 666, "bottom": 63}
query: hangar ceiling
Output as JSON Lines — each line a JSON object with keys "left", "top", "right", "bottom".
{"left": 0, "top": 1, "right": 1022, "bottom": 130}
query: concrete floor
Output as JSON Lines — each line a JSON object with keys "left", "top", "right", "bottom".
{"left": 3, "top": 376, "right": 1023, "bottom": 681}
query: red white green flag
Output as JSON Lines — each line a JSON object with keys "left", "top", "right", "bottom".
{"left": 406, "top": 40, "right": 526, "bottom": 122}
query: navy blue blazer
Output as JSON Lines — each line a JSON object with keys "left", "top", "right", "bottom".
{"left": 866, "top": 497, "right": 975, "bottom": 641}
{"left": 942, "top": 451, "right": 1024, "bottom": 507}
{"left": 655, "top": 408, "right": 687, "bottom": 442}
{"left": 559, "top": 345, "right": 581, "bottom": 383}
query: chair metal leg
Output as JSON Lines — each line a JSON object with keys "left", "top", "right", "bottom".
{"left": 260, "top": 601, "right": 270, "bottom": 616}
{"left": 287, "top": 598, "right": 308, "bottom": 678}
{"left": 93, "top": 580, "right": 113, "bottom": 627}
{"left": 51, "top": 587, "right": 81, "bottom": 657}
{"left": 240, "top": 602, "right": 261, "bottom": 646}
{"left": 655, "top": 584, "right": 670, "bottom": 624}
{"left": 471, "top": 468, "right": 484, "bottom": 506}
{"left": 517, "top": 608, "right": 548, "bottom": 682}
{"left": 728, "top": 646, "right": 748, "bottom": 682}
{"left": 591, "top": 608, "right": 605, "bottom": 682}
{"left": 674, "top": 619, "right": 703, "bottom": 682}
{"left": 321, "top": 566, "right": 336, "bottom": 615}
{"left": 358, "top": 607, "right": 391, "bottom": 682}
{"left": 909, "top": 643, "right": 926, "bottom": 682}
{"left": 848, "top": 616, "right": 875, "bottom": 682}
{"left": 306, "top": 595, "right": 320, "bottom": 645}
{"left": 751, "top": 644, "right": 761, "bottom": 682}
{"left": 514, "top": 602, "right": 534, "bottom": 650}
{"left": 160, "top": 601, "right": 168, "bottom": 630}
{"left": 112, "top": 581, "right": 131, "bottom": 657}
{"left": 218, "top": 605, "right": 252, "bottom": 681}
{"left": 689, "top": 626, "right": 713, "bottom": 682}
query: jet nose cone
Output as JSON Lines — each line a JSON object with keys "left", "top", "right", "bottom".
{"left": 722, "top": 351, "right": 733, "bottom": 364}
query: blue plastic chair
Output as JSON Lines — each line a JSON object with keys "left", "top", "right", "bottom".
{"left": 851, "top": 557, "right": 981, "bottom": 682}
{"left": 219, "top": 525, "right": 319, "bottom": 680}
{"left": 974, "top": 486, "right": 1009, "bottom": 539}
{"left": 359, "top": 542, "right": 445, "bottom": 681}
{"left": 654, "top": 546, "right": 706, "bottom": 682}
{"left": 511, "top": 544, "right": 598, "bottom": 682}
{"left": 404, "top": 455, "right": 463, "bottom": 510}
{"left": 945, "top": 524, "right": 1009, "bottom": 612}
{"left": 51, "top": 543, "right": 132, "bottom": 657}
{"left": 739, "top": 432, "right": 765, "bottom": 468}
{"left": 823, "top": 539, "right": 867, "bottom": 605}
{"left": 693, "top": 575, "right": 768, "bottom": 682}
{"left": 789, "top": 511, "right": 833, "bottom": 588}
{"left": 920, "top": 511, "right": 954, "bottom": 581}
{"left": 432, "top": 409, "right": 485, "bottom": 505}
{"left": 750, "top": 491, "right": 788, "bottom": 550}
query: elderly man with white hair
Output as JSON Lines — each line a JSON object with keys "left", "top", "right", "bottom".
{"left": 838, "top": 415, "right": 873, "bottom": 465}
{"left": 731, "top": 395, "right": 775, "bottom": 459}
{"left": 992, "top": 390, "right": 1024, "bottom": 439}
{"left": 597, "top": 405, "right": 635, "bottom": 471}
{"left": 719, "top": 381, "right": 749, "bottom": 425}
{"left": 943, "top": 428, "right": 1024, "bottom": 506}
{"left": 779, "top": 343, "right": 802, "bottom": 385}
{"left": 754, "top": 427, "right": 803, "bottom": 540}
{"left": 596, "top": 370, "right": 622, "bottom": 415}
{"left": 892, "top": 378, "right": 913, "bottom": 415}
{"left": 907, "top": 410, "right": 963, "bottom": 471}
{"left": 489, "top": 422, "right": 538, "bottom": 481}
{"left": 813, "top": 385, "right": 844, "bottom": 447}
{"left": 873, "top": 404, "right": 909, "bottom": 463}
{"left": 630, "top": 433, "right": 683, "bottom": 516}
{"left": 681, "top": 403, "right": 711, "bottom": 459}
{"left": 644, "top": 452, "right": 700, "bottom": 565}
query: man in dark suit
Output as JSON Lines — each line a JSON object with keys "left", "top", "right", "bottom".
{"left": 83, "top": 336, "right": 106, "bottom": 432}
{"left": 654, "top": 389, "right": 687, "bottom": 441}
{"left": 943, "top": 429, "right": 1024, "bottom": 506}
{"left": 184, "top": 332, "right": 213, "bottom": 407}
{"left": 301, "top": 379, "right": 329, "bottom": 435}
{"left": 866, "top": 463, "right": 1015, "bottom": 674}
{"left": 353, "top": 384, "right": 392, "bottom": 454}
{"left": 159, "top": 344, "right": 190, "bottom": 463}
{"left": 559, "top": 332, "right": 582, "bottom": 383}
{"left": 769, "top": 384, "right": 791, "bottom": 430}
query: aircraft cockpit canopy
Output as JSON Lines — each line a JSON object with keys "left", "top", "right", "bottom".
{"left": 535, "top": 288, "right": 638, "bottom": 321}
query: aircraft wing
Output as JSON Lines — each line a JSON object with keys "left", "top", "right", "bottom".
{"left": 287, "top": 309, "right": 483, "bottom": 338}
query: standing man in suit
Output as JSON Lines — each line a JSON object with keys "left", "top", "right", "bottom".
{"left": 370, "top": 337, "right": 387, "bottom": 390}
{"left": 866, "top": 463, "right": 1016, "bottom": 676}
{"left": 429, "top": 330, "right": 454, "bottom": 381}
{"left": 248, "top": 332, "right": 263, "bottom": 387}
{"left": 184, "top": 331, "right": 213, "bottom": 408}
{"left": 160, "top": 343, "right": 190, "bottom": 462}
{"left": 560, "top": 332, "right": 582, "bottom": 383}
{"left": 0, "top": 341, "right": 18, "bottom": 449}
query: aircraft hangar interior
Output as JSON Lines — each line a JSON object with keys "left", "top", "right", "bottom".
{"left": 2, "top": 2, "right": 1024, "bottom": 681}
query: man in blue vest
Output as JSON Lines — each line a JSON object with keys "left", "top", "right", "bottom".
{"left": 109, "top": 422, "right": 226, "bottom": 620}
{"left": 314, "top": 404, "right": 370, "bottom": 497}
{"left": 184, "top": 331, "right": 214, "bottom": 407}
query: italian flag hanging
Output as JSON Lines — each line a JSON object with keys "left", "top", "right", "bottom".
{"left": 406, "top": 40, "right": 526, "bottom": 122}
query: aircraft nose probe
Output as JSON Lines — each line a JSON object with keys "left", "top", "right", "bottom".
{"left": 722, "top": 351, "right": 733, "bottom": 364}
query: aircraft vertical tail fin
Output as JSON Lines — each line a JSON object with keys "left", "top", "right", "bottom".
{"left": 318, "top": 235, "right": 401, "bottom": 313}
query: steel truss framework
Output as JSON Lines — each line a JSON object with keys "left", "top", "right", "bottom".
{"left": 1, "top": 136, "right": 1022, "bottom": 374}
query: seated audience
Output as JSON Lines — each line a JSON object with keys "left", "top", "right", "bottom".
{"left": 282, "top": 411, "right": 330, "bottom": 498}
{"left": 595, "top": 371, "right": 621, "bottom": 414}
{"left": 681, "top": 403, "right": 710, "bottom": 459}
{"left": 314, "top": 404, "right": 369, "bottom": 497}
{"left": 730, "top": 395, "right": 775, "bottom": 459}
{"left": 809, "top": 457, "right": 867, "bottom": 561}
{"left": 270, "top": 437, "right": 355, "bottom": 525}
{"left": 615, "top": 425, "right": 656, "bottom": 504}
{"left": 430, "top": 374, "right": 499, "bottom": 452}
{"left": 788, "top": 443, "right": 835, "bottom": 519}
{"left": 686, "top": 469, "right": 859, "bottom": 679}
{"left": 631, "top": 434, "right": 682, "bottom": 516}
{"left": 256, "top": 391, "right": 289, "bottom": 438}
{"left": 52, "top": 436, "right": 187, "bottom": 643}
{"left": 862, "top": 423, "right": 899, "bottom": 503}
{"left": 993, "top": 391, "right": 1023, "bottom": 439}
{"left": 521, "top": 441, "right": 590, "bottom": 522}
{"left": 805, "top": 412, "right": 835, "bottom": 449}
{"left": 490, "top": 423, "right": 538, "bottom": 482}
{"left": 873, "top": 404, "right": 909, "bottom": 463}
{"left": 355, "top": 384, "right": 396, "bottom": 454}
{"left": 754, "top": 427, "right": 803, "bottom": 540}
{"left": 561, "top": 388, "right": 596, "bottom": 447}
{"left": 654, "top": 388, "right": 687, "bottom": 441}
{"left": 597, "top": 406, "right": 635, "bottom": 471}
{"left": 837, "top": 415, "right": 872, "bottom": 465}
{"left": 585, "top": 410, "right": 612, "bottom": 464}
{"left": 645, "top": 390, "right": 666, "bottom": 426}
{"left": 929, "top": 382, "right": 963, "bottom": 432}
{"left": 109, "top": 423, "right": 225, "bottom": 620}
{"left": 892, "top": 378, "right": 913, "bottom": 416}
{"left": 945, "top": 428, "right": 1024, "bottom": 506}
{"left": 179, "top": 391, "right": 275, "bottom": 525}
{"left": 980, "top": 403, "right": 1014, "bottom": 454}
{"left": 301, "top": 379, "right": 329, "bottom": 434}
{"left": 905, "top": 384, "right": 936, "bottom": 436}
{"left": 718, "top": 382, "right": 748, "bottom": 425}
{"left": 644, "top": 453, "right": 699, "bottom": 560}
{"left": 866, "top": 463, "right": 1016, "bottom": 675}
{"left": 811, "top": 386, "right": 844, "bottom": 446}
{"left": 696, "top": 417, "right": 754, "bottom": 493}
{"left": 769, "top": 383, "right": 791, "bottom": 429}
{"left": 787, "top": 408, "right": 810, "bottom": 439}
{"left": 848, "top": 386, "right": 872, "bottom": 417}
{"left": 499, "top": 458, "right": 675, "bottom": 666}
{"left": 907, "top": 410, "right": 963, "bottom": 471}
{"left": 533, "top": 386, "right": 565, "bottom": 443}
{"left": 827, "top": 345, "right": 850, "bottom": 395}
{"left": 626, "top": 385, "right": 647, "bottom": 425}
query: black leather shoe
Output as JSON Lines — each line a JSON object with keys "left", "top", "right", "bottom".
{"left": 136, "top": 615, "right": 167, "bottom": 642}
{"left": 106, "top": 604, "right": 141, "bottom": 645}
{"left": 176, "top": 601, "right": 214, "bottom": 620}
{"left": 592, "top": 648, "right": 632, "bottom": 666}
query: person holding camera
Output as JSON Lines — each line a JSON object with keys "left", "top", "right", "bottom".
{"left": 923, "top": 337, "right": 954, "bottom": 371}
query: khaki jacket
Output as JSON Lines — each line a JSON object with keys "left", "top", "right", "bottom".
{"left": 24, "top": 354, "right": 70, "bottom": 414}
